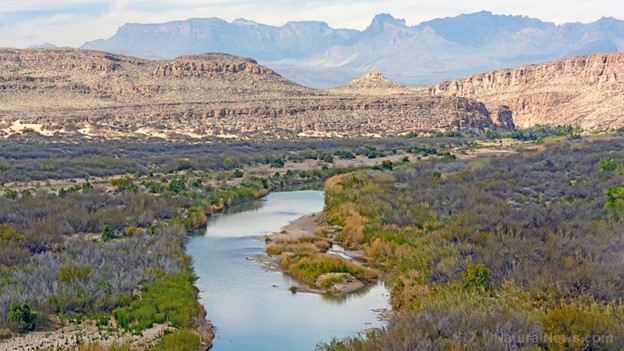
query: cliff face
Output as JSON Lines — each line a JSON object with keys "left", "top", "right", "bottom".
{"left": 0, "top": 48, "right": 496, "bottom": 139}
{"left": 429, "top": 54, "right": 624, "bottom": 129}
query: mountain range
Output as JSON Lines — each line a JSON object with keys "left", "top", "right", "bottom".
{"left": 82, "top": 11, "right": 624, "bottom": 87}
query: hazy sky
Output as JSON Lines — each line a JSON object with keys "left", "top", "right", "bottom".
{"left": 1, "top": 0, "right": 623, "bottom": 48}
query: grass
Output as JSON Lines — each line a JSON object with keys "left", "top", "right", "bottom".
{"left": 266, "top": 236, "right": 330, "bottom": 256}
{"left": 113, "top": 273, "right": 200, "bottom": 332}
{"left": 151, "top": 330, "right": 201, "bottom": 351}
{"left": 282, "top": 254, "right": 376, "bottom": 285}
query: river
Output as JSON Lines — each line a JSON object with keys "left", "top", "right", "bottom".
{"left": 187, "top": 190, "right": 390, "bottom": 351}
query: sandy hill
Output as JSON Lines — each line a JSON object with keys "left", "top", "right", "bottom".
{"left": 0, "top": 48, "right": 496, "bottom": 139}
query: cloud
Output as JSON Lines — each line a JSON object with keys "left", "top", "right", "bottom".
{"left": 0, "top": 0, "right": 623, "bottom": 48}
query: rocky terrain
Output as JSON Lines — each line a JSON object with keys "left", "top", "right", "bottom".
{"left": 0, "top": 48, "right": 497, "bottom": 139}
{"left": 428, "top": 53, "right": 624, "bottom": 129}
{"left": 82, "top": 12, "right": 624, "bottom": 88}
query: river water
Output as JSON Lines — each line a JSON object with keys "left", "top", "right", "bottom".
{"left": 187, "top": 191, "right": 390, "bottom": 351}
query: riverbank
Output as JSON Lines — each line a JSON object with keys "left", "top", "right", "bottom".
{"left": 187, "top": 190, "right": 390, "bottom": 351}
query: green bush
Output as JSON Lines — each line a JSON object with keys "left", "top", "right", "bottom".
{"left": 462, "top": 263, "right": 492, "bottom": 292}
{"left": 110, "top": 176, "right": 138, "bottom": 192}
{"left": 600, "top": 159, "right": 618, "bottom": 172}
{"left": 101, "top": 225, "right": 115, "bottom": 242}
{"left": 7, "top": 303, "right": 37, "bottom": 333}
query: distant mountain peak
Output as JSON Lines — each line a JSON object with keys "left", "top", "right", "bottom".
{"left": 232, "top": 18, "right": 260, "bottom": 26}
{"left": 366, "top": 13, "right": 407, "bottom": 33}
{"left": 81, "top": 12, "right": 624, "bottom": 88}
{"left": 28, "top": 42, "right": 57, "bottom": 49}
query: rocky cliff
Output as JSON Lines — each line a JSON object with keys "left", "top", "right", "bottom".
{"left": 429, "top": 53, "right": 624, "bottom": 129}
{"left": 0, "top": 48, "right": 496, "bottom": 139}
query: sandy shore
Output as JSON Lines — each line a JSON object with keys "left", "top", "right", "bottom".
{"left": 270, "top": 212, "right": 321, "bottom": 241}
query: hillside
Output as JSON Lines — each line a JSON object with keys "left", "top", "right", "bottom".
{"left": 428, "top": 53, "right": 624, "bottom": 129}
{"left": 0, "top": 48, "right": 496, "bottom": 139}
{"left": 82, "top": 12, "right": 624, "bottom": 88}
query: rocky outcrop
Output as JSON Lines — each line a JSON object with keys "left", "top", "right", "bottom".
{"left": 332, "top": 71, "right": 407, "bottom": 95}
{"left": 0, "top": 48, "right": 498, "bottom": 139}
{"left": 429, "top": 54, "right": 624, "bottom": 129}
{"left": 153, "top": 54, "right": 276, "bottom": 78}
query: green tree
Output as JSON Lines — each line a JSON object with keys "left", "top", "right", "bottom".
{"left": 8, "top": 303, "right": 37, "bottom": 333}
{"left": 270, "top": 158, "right": 285, "bottom": 168}
{"left": 101, "top": 224, "right": 115, "bottom": 242}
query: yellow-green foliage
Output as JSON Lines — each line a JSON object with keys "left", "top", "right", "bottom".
{"left": 0, "top": 224, "right": 23, "bottom": 243}
{"left": 266, "top": 236, "right": 330, "bottom": 256}
{"left": 541, "top": 303, "right": 618, "bottom": 351}
{"left": 316, "top": 273, "right": 347, "bottom": 289}
{"left": 151, "top": 330, "right": 201, "bottom": 351}
{"left": 59, "top": 264, "right": 92, "bottom": 284}
{"left": 113, "top": 273, "right": 199, "bottom": 332}
{"left": 284, "top": 254, "right": 376, "bottom": 284}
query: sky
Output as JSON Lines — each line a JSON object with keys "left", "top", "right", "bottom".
{"left": 1, "top": 0, "right": 623, "bottom": 48}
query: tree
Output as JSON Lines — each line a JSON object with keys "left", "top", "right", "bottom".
{"left": 101, "top": 224, "right": 115, "bottom": 241}
{"left": 8, "top": 303, "right": 37, "bottom": 333}
{"left": 270, "top": 158, "right": 285, "bottom": 168}
{"left": 605, "top": 183, "right": 624, "bottom": 221}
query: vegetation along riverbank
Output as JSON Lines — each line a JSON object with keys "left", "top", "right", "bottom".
{"left": 317, "top": 132, "right": 624, "bottom": 351}
{"left": 0, "top": 136, "right": 433, "bottom": 350}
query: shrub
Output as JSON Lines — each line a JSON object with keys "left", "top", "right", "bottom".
{"left": 110, "top": 176, "right": 138, "bottom": 192}
{"left": 101, "top": 224, "right": 115, "bottom": 242}
{"left": 462, "top": 263, "right": 492, "bottom": 292}
{"left": 541, "top": 303, "right": 618, "bottom": 351}
{"left": 7, "top": 303, "right": 37, "bottom": 333}
{"left": 59, "top": 264, "right": 92, "bottom": 284}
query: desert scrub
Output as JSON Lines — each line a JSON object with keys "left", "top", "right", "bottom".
{"left": 113, "top": 272, "right": 200, "bottom": 332}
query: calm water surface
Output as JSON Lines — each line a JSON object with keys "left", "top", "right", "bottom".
{"left": 187, "top": 191, "right": 390, "bottom": 351}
